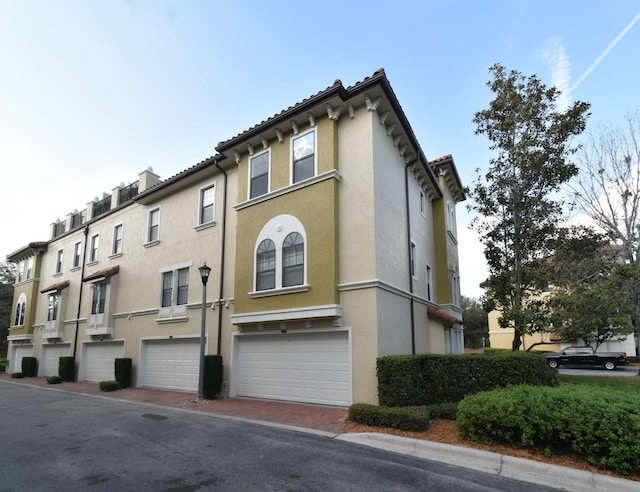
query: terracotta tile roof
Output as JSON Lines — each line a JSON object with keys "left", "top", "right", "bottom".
{"left": 83, "top": 265, "right": 120, "bottom": 283}
{"left": 427, "top": 307, "right": 461, "bottom": 327}
{"left": 40, "top": 280, "right": 70, "bottom": 294}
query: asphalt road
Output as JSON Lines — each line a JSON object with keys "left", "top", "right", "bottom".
{"left": 0, "top": 382, "right": 561, "bottom": 492}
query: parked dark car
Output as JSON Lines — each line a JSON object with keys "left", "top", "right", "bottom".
{"left": 544, "top": 346, "right": 628, "bottom": 370}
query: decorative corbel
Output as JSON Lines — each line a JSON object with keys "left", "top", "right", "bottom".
{"left": 275, "top": 128, "right": 283, "bottom": 143}
{"left": 233, "top": 151, "right": 241, "bottom": 164}
{"left": 386, "top": 123, "right": 396, "bottom": 136}
{"left": 326, "top": 104, "right": 342, "bottom": 121}
{"left": 308, "top": 113, "right": 315, "bottom": 127}
{"left": 246, "top": 143, "right": 254, "bottom": 155}
{"left": 393, "top": 135, "right": 402, "bottom": 147}
{"left": 261, "top": 136, "right": 268, "bottom": 149}
{"left": 347, "top": 102, "right": 355, "bottom": 119}
{"left": 379, "top": 110, "right": 390, "bottom": 125}
{"left": 398, "top": 145, "right": 407, "bottom": 156}
{"left": 291, "top": 121, "right": 299, "bottom": 135}
{"left": 365, "top": 93, "right": 381, "bottom": 111}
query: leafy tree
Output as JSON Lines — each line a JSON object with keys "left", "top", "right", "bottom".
{"left": 0, "top": 262, "right": 16, "bottom": 358}
{"left": 461, "top": 296, "right": 489, "bottom": 348}
{"left": 571, "top": 112, "right": 640, "bottom": 364}
{"left": 544, "top": 226, "right": 634, "bottom": 350}
{"left": 469, "top": 63, "right": 590, "bottom": 351}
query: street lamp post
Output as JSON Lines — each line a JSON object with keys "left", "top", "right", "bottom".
{"left": 197, "top": 262, "right": 211, "bottom": 402}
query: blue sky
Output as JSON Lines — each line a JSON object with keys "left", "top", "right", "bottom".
{"left": 1, "top": 1, "right": 639, "bottom": 298}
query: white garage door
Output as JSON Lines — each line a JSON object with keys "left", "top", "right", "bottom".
{"left": 83, "top": 342, "right": 125, "bottom": 382}
{"left": 40, "top": 344, "right": 71, "bottom": 377}
{"left": 236, "top": 331, "right": 350, "bottom": 406}
{"left": 140, "top": 338, "right": 199, "bottom": 391}
{"left": 11, "top": 345, "right": 33, "bottom": 373}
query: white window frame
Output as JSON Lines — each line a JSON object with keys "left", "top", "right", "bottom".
{"left": 90, "top": 283, "right": 107, "bottom": 326}
{"left": 290, "top": 128, "right": 317, "bottom": 184}
{"left": 410, "top": 241, "right": 417, "bottom": 280}
{"left": 147, "top": 207, "right": 161, "bottom": 245}
{"left": 72, "top": 241, "right": 82, "bottom": 269}
{"left": 251, "top": 214, "right": 309, "bottom": 297}
{"left": 158, "top": 261, "right": 193, "bottom": 318}
{"left": 45, "top": 293, "right": 60, "bottom": 331}
{"left": 89, "top": 234, "right": 99, "bottom": 262}
{"left": 198, "top": 182, "right": 216, "bottom": 226}
{"left": 14, "top": 293, "right": 26, "bottom": 326}
{"left": 17, "top": 261, "right": 24, "bottom": 282}
{"left": 55, "top": 249, "right": 64, "bottom": 274}
{"left": 419, "top": 190, "right": 425, "bottom": 217}
{"left": 112, "top": 223, "right": 124, "bottom": 255}
{"left": 26, "top": 258, "right": 33, "bottom": 279}
{"left": 249, "top": 149, "right": 271, "bottom": 199}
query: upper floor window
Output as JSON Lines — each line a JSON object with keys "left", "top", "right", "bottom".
{"left": 253, "top": 215, "right": 308, "bottom": 295}
{"left": 14, "top": 293, "right": 26, "bottom": 326}
{"left": 55, "top": 249, "right": 64, "bottom": 274}
{"left": 256, "top": 240, "right": 276, "bottom": 291}
{"left": 26, "top": 258, "right": 33, "bottom": 279}
{"left": 426, "top": 264, "right": 433, "bottom": 301}
{"left": 112, "top": 224, "right": 123, "bottom": 255}
{"left": 73, "top": 241, "right": 82, "bottom": 268}
{"left": 282, "top": 232, "right": 304, "bottom": 287}
{"left": 419, "top": 190, "right": 425, "bottom": 216}
{"left": 250, "top": 150, "right": 270, "bottom": 198}
{"left": 148, "top": 208, "right": 160, "bottom": 243}
{"left": 90, "top": 234, "right": 99, "bottom": 262}
{"left": 46, "top": 293, "right": 60, "bottom": 328}
{"left": 199, "top": 184, "right": 215, "bottom": 224}
{"left": 159, "top": 262, "right": 191, "bottom": 318}
{"left": 91, "top": 283, "right": 107, "bottom": 326}
{"left": 291, "top": 129, "right": 316, "bottom": 183}
{"left": 17, "top": 262, "right": 24, "bottom": 282}
{"left": 410, "top": 242, "right": 417, "bottom": 279}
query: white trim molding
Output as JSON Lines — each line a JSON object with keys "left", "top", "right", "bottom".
{"left": 230, "top": 304, "right": 342, "bottom": 325}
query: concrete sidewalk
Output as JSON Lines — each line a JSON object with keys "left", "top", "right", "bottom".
{"left": 2, "top": 374, "right": 638, "bottom": 492}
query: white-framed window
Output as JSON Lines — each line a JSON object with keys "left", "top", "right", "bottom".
{"left": 291, "top": 128, "right": 316, "bottom": 184}
{"left": 89, "top": 234, "right": 99, "bottom": 262}
{"left": 112, "top": 224, "right": 123, "bottom": 255}
{"left": 250, "top": 150, "right": 270, "bottom": 199}
{"left": 419, "top": 190, "right": 425, "bottom": 216}
{"left": 199, "top": 183, "right": 216, "bottom": 225}
{"left": 46, "top": 293, "right": 60, "bottom": 330}
{"left": 55, "top": 249, "right": 64, "bottom": 274}
{"left": 147, "top": 208, "right": 160, "bottom": 243}
{"left": 14, "top": 293, "right": 26, "bottom": 326}
{"left": 450, "top": 269, "right": 460, "bottom": 307}
{"left": 410, "top": 242, "right": 417, "bottom": 279}
{"left": 73, "top": 241, "right": 82, "bottom": 268}
{"left": 253, "top": 215, "right": 308, "bottom": 295}
{"left": 18, "top": 261, "right": 24, "bottom": 282}
{"left": 426, "top": 264, "right": 433, "bottom": 301}
{"left": 256, "top": 239, "right": 276, "bottom": 291}
{"left": 26, "top": 258, "right": 33, "bottom": 279}
{"left": 90, "top": 283, "right": 107, "bottom": 326}
{"left": 158, "top": 262, "right": 191, "bottom": 318}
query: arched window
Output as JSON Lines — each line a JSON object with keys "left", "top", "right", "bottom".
{"left": 256, "top": 239, "right": 276, "bottom": 291}
{"left": 14, "top": 294, "right": 26, "bottom": 326}
{"left": 282, "top": 232, "right": 304, "bottom": 287}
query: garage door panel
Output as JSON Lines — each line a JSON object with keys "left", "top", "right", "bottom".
{"left": 84, "top": 342, "right": 124, "bottom": 382}
{"left": 40, "top": 345, "right": 70, "bottom": 377}
{"left": 141, "top": 339, "right": 199, "bottom": 392}
{"left": 11, "top": 346, "right": 33, "bottom": 373}
{"left": 237, "top": 331, "right": 350, "bottom": 406}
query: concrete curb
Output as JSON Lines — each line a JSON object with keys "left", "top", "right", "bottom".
{"left": 337, "top": 433, "right": 639, "bottom": 492}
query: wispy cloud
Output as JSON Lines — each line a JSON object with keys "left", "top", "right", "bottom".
{"left": 571, "top": 12, "right": 640, "bottom": 92}
{"left": 542, "top": 36, "right": 572, "bottom": 110}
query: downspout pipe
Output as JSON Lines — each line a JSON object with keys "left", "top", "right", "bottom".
{"left": 214, "top": 160, "right": 228, "bottom": 356}
{"left": 404, "top": 162, "right": 416, "bottom": 355}
{"left": 72, "top": 225, "right": 89, "bottom": 376}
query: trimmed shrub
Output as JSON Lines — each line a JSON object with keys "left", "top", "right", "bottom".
{"left": 11, "top": 372, "right": 24, "bottom": 378}
{"left": 115, "top": 358, "right": 132, "bottom": 388}
{"left": 456, "top": 384, "right": 640, "bottom": 475}
{"left": 21, "top": 357, "right": 37, "bottom": 377}
{"left": 377, "top": 352, "right": 558, "bottom": 407}
{"left": 99, "top": 380, "right": 120, "bottom": 392}
{"left": 348, "top": 403, "right": 431, "bottom": 431}
{"left": 428, "top": 402, "right": 458, "bottom": 420}
{"left": 47, "top": 376, "right": 62, "bottom": 384}
{"left": 58, "top": 356, "right": 75, "bottom": 382}
{"left": 0, "top": 357, "right": 7, "bottom": 371}
{"left": 203, "top": 355, "right": 223, "bottom": 399}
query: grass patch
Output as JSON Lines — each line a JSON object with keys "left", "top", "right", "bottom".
{"left": 559, "top": 374, "right": 640, "bottom": 391}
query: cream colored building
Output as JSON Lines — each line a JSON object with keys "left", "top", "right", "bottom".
{"left": 6, "top": 69, "right": 465, "bottom": 405}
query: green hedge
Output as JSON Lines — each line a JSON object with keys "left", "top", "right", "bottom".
{"left": 99, "top": 380, "right": 120, "bottom": 392}
{"left": 115, "top": 358, "right": 132, "bottom": 388}
{"left": 21, "top": 356, "right": 37, "bottom": 377}
{"left": 203, "top": 355, "right": 223, "bottom": 399}
{"left": 348, "top": 403, "right": 431, "bottom": 431}
{"left": 377, "top": 352, "right": 557, "bottom": 407}
{"left": 59, "top": 356, "right": 75, "bottom": 382}
{"left": 457, "top": 385, "right": 640, "bottom": 475}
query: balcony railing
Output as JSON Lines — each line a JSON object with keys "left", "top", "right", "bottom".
{"left": 119, "top": 181, "right": 139, "bottom": 204}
